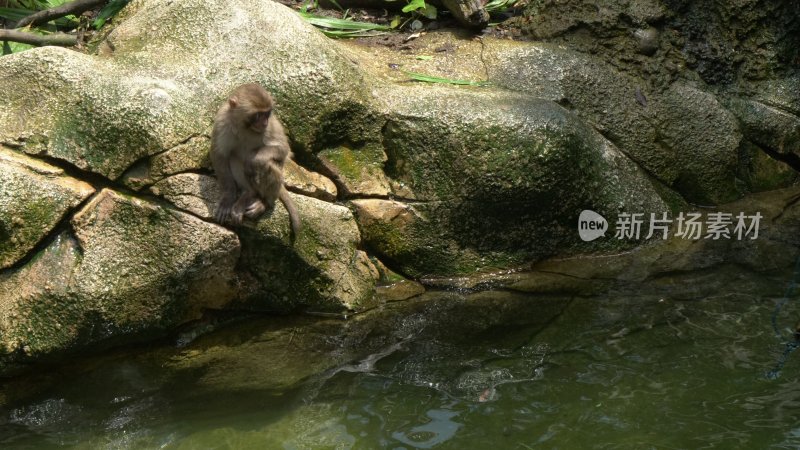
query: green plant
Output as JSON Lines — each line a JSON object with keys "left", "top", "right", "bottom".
{"left": 401, "top": 69, "right": 490, "bottom": 86}
{"left": 0, "top": 6, "right": 77, "bottom": 27}
{"left": 298, "top": 11, "right": 391, "bottom": 38}
{"left": 8, "top": 0, "right": 48, "bottom": 9}
{"left": 0, "top": 0, "right": 78, "bottom": 55}
{"left": 93, "top": 0, "right": 130, "bottom": 29}
{"left": 1, "top": 0, "right": 130, "bottom": 55}
{"left": 484, "top": 0, "right": 517, "bottom": 13}
{"left": 401, "top": 0, "right": 436, "bottom": 20}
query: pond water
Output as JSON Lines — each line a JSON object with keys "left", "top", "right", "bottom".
{"left": 2, "top": 264, "right": 800, "bottom": 449}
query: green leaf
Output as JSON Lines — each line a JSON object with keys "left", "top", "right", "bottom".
{"left": 13, "top": 1, "right": 46, "bottom": 10}
{"left": 298, "top": 11, "right": 391, "bottom": 31}
{"left": 318, "top": 29, "right": 389, "bottom": 38}
{"left": 0, "top": 6, "right": 32, "bottom": 22}
{"left": 390, "top": 15, "right": 402, "bottom": 28}
{"left": 421, "top": 3, "right": 437, "bottom": 19}
{"left": 402, "top": 0, "right": 426, "bottom": 13}
{"left": 415, "top": 55, "right": 433, "bottom": 60}
{"left": 45, "top": 0, "right": 71, "bottom": 7}
{"left": 400, "top": 69, "right": 490, "bottom": 86}
{"left": 298, "top": 10, "right": 394, "bottom": 38}
{"left": 2, "top": 40, "right": 35, "bottom": 55}
{"left": 93, "top": 0, "right": 131, "bottom": 29}
{"left": 300, "top": 0, "right": 314, "bottom": 13}
{"left": 484, "top": 0, "right": 515, "bottom": 12}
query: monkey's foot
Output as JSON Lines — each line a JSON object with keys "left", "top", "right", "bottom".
{"left": 215, "top": 206, "right": 234, "bottom": 225}
{"left": 229, "top": 210, "right": 244, "bottom": 225}
{"left": 243, "top": 199, "right": 266, "bottom": 219}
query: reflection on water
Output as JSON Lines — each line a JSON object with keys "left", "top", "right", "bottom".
{"left": 2, "top": 265, "right": 800, "bottom": 449}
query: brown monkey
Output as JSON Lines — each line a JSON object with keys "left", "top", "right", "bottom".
{"left": 210, "top": 83, "right": 301, "bottom": 237}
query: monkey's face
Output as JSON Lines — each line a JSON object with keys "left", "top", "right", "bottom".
{"left": 247, "top": 109, "right": 272, "bottom": 133}
{"left": 226, "top": 84, "right": 275, "bottom": 133}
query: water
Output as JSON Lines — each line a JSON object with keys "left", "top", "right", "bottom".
{"left": 2, "top": 264, "right": 800, "bottom": 449}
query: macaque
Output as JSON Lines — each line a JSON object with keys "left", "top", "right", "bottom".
{"left": 210, "top": 83, "right": 301, "bottom": 237}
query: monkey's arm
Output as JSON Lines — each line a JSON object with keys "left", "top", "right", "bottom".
{"left": 249, "top": 146, "right": 300, "bottom": 238}
{"left": 250, "top": 146, "right": 286, "bottom": 204}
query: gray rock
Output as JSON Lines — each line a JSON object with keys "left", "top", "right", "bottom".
{"left": 149, "top": 173, "right": 219, "bottom": 220}
{"left": 727, "top": 97, "right": 800, "bottom": 158}
{"left": 356, "top": 85, "right": 666, "bottom": 276}
{"left": 151, "top": 173, "right": 378, "bottom": 312}
{"left": 634, "top": 27, "right": 660, "bottom": 56}
{"left": 489, "top": 45, "right": 743, "bottom": 204}
{"left": 656, "top": 82, "right": 741, "bottom": 204}
{"left": 284, "top": 159, "right": 338, "bottom": 202}
{"left": 121, "top": 136, "right": 212, "bottom": 191}
{"left": 0, "top": 189, "right": 239, "bottom": 375}
{"left": 0, "top": 147, "right": 94, "bottom": 269}
{"left": 239, "top": 194, "right": 380, "bottom": 313}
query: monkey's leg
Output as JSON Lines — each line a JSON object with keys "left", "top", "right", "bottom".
{"left": 213, "top": 152, "right": 243, "bottom": 224}
{"left": 213, "top": 179, "right": 238, "bottom": 224}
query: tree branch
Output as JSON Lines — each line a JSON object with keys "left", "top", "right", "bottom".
{"left": 14, "top": 0, "right": 106, "bottom": 28}
{"left": 0, "top": 29, "right": 78, "bottom": 46}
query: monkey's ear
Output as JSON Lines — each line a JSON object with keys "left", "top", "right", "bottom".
{"left": 228, "top": 97, "right": 238, "bottom": 108}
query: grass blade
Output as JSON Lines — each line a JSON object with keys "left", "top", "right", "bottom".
{"left": 401, "top": 69, "right": 490, "bottom": 86}
{"left": 298, "top": 11, "right": 391, "bottom": 31}
{"left": 484, "top": 0, "right": 516, "bottom": 12}
{"left": 93, "top": 0, "right": 130, "bottom": 29}
{"left": 298, "top": 11, "right": 391, "bottom": 38}
{"left": 318, "top": 29, "right": 388, "bottom": 37}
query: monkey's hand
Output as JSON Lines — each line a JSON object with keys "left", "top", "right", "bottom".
{"left": 243, "top": 199, "right": 266, "bottom": 220}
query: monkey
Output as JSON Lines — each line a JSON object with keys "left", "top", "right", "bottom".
{"left": 210, "top": 83, "right": 301, "bottom": 238}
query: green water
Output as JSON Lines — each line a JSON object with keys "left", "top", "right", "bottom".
{"left": 2, "top": 265, "right": 800, "bottom": 449}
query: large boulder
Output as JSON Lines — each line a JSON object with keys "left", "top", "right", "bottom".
{"left": 488, "top": 45, "right": 743, "bottom": 204}
{"left": 0, "top": 189, "right": 239, "bottom": 375}
{"left": 150, "top": 174, "right": 380, "bottom": 312}
{"left": 352, "top": 85, "right": 666, "bottom": 276}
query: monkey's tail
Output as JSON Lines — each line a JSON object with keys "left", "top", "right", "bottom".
{"left": 279, "top": 187, "right": 301, "bottom": 240}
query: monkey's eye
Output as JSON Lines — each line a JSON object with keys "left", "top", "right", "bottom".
{"left": 249, "top": 110, "right": 271, "bottom": 126}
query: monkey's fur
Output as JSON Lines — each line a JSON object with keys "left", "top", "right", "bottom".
{"left": 210, "top": 83, "right": 301, "bottom": 237}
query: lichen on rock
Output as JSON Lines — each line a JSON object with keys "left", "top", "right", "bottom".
{"left": 0, "top": 146, "right": 94, "bottom": 269}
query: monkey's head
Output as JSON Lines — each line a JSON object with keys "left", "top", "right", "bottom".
{"left": 227, "top": 83, "right": 274, "bottom": 134}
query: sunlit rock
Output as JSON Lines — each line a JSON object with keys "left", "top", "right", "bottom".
{"left": 0, "top": 146, "right": 94, "bottom": 269}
